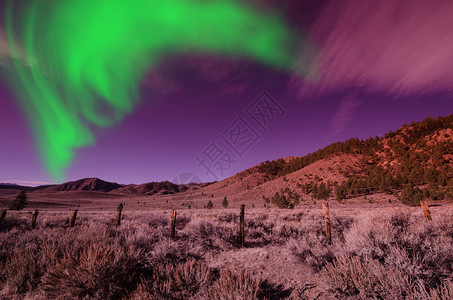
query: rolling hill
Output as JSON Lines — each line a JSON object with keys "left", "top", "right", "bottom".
{"left": 200, "top": 114, "right": 453, "bottom": 207}
{"left": 42, "top": 178, "right": 123, "bottom": 192}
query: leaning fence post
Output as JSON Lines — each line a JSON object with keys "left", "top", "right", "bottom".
{"left": 322, "top": 203, "right": 332, "bottom": 244}
{"left": 31, "top": 210, "right": 39, "bottom": 229}
{"left": 70, "top": 210, "right": 78, "bottom": 228}
{"left": 115, "top": 203, "right": 124, "bottom": 227}
{"left": 170, "top": 210, "right": 177, "bottom": 239}
{"left": 240, "top": 204, "right": 245, "bottom": 247}
{"left": 0, "top": 209, "right": 6, "bottom": 227}
{"left": 420, "top": 201, "right": 432, "bottom": 221}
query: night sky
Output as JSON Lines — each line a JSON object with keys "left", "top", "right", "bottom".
{"left": 0, "top": 0, "right": 452, "bottom": 185}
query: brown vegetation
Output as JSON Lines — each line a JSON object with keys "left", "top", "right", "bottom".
{"left": 1, "top": 203, "right": 453, "bottom": 299}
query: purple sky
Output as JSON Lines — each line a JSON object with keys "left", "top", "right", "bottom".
{"left": 1, "top": 0, "right": 453, "bottom": 185}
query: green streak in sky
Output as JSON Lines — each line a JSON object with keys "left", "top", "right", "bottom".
{"left": 4, "top": 0, "right": 313, "bottom": 181}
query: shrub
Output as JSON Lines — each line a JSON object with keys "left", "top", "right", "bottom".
{"left": 3, "top": 249, "right": 44, "bottom": 294}
{"left": 182, "top": 220, "right": 237, "bottom": 250}
{"left": 148, "top": 259, "right": 215, "bottom": 299}
{"left": 400, "top": 184, "right": 425, "bottom": 206}
{"left": 328, "top": 212, "right": 453, "bottom": 297}
{"left": 42, "top": 244, "right": 144, "bottom": 299}
{"left": 289, "top": 235, "right": 334, "bottom": 271}
{"left": 147, "top": 238, "right": 195, "bottom": 264}
{"left": 218, "top": 212, "right": 238, "bottom": 223}
{"left": 429, "top": 281, "right": 453, "bottom": 300}
{"left": 209, "top": 269, "right": 260, "bottom": 300}
{"left": 9, "top": 191, "right": 28, "bottom": 211}
{"left": 320, "top": 256, "right": 414, "bottom": 299}
{"left": 0, "top": 214, "right": 27, "bottom": 232}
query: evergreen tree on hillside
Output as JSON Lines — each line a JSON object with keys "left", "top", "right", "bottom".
{"left": 317, "top": 182, "right": 331, "bottom": 200}
{"left": 311, "top": 183, "right": 319, "bottom": 199}
{"left": 206, "top": 200, "right": 213, "bottom": 209}
{"left": 271, "top": 190, "right": 294, "bottom": 209}
{"left": 222, "top": 196, "right": 228, "bottom": 208}
{"left": 334, "top": 183, "right": 347, "bottom": 202}
{"left": 400, "top": 184, "right": 424, "bottom": 206}
{"left": 438, "top": 169, "right": 448, "bottom": 186}
{"left": 10, "top": 190, "right": 28, "bottom": 210}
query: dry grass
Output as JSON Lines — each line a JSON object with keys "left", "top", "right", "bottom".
{"left": 208, "top": 269, "right": 260, "bottom": 300}
{"left": 0, "top": 205, "right": 452, "bottom": 299}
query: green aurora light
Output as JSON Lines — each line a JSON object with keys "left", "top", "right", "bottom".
{"left": 4, "top": 0, "right": 314, "bottom": 181}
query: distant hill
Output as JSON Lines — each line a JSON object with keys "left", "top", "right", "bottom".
{"left": 41, "top": 177, "right": 207, "bottom": 195}
{"left": 0, "top": 183, "right": 31, "bottom": 190}
{"left": 43, "top": 178, "right": 123, "bottom": 192}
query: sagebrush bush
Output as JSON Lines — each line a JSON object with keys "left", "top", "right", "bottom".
{"left": 320, "top": 255, "right": 415, "bottom": 299}
{"left": 42, "top": 244, "right": 144, "bottom": 299}
{"left": 208, "top": 269, "right": 261, "bottom": 300}
{"left": 146, "top": 238, "right": 200, "bottom": 264}
{"left": 429, "top": 281, "right": 453, "bottom": 300}
{"left": 288, "top": 233, "right": 334, "bottom": 271}
{"left": 0, "top": 214, "right": 27, "bottom": 232}
{"left": 181, "top": 220, "right": 238, "bottom": 250}
{"left": 3, "top": 249, "right": 44, "bottom": 294}
{"left": 143, "top": 259, "right": 215, "bottom": 299}
{"left": 144, "top": 212, "right": 169, "bottom": 228}
{"left": 317, "top": 211, "right": 453, "bottom": 299}
{"left": 217, "top": 212, "right": 239, "bottom": 223}
{"left": 320, "top": 256, "right": 453, "bottom": 300}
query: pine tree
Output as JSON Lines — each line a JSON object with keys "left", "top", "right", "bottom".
{"left": 438, "top": 169, "right": 448, "bottom": 186}
{"left": 334, "top": 183, "right": 347, "bottom": 202}
{"left": 10, "top": 190, "right": 28, "bottom": 210}
{"left": 311, "top": 183, "right": 319, "bottom": 199}
{"left": 271, "top": 191, "right": 291, "bottom": 208}
{"left": 317, "top": 182, "right": 331, "bottom": 200}
{"left": 400, "top": 184, "right": 424, "bottom": 206}
{"left": 206, "top": 200, "right": 213, "bottom": 209}
{"left": 222, "top": 196, "right": 228, "bottom": 208}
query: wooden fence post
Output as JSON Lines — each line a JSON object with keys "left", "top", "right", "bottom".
{"left": 0, "top": 209, "right": 6, "bottom": 227}
{"left": 420, "top": 201, "right": 432, "bottom": 221}
{"left": 322, "top": 203, "right": 332, "bottom": 244}
{"left": 240, "top": 204, "right": 245, "bottom": 247}
{"left": 115, "top": 203, "right": 124, "bottom": 227}
{"left": 31, "top": 210, "right": 38, "bottom": 229}
{"left": 70, "top": 210, "right": 78, "bottom": 228}
{"left": 170, "top": 210, "right": 177, "bottom": 239}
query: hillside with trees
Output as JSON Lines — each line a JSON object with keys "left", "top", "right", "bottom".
{"left": 256, "top": 114, "right": 453, "bottom": 205}
{"left": 210, "top": 115, "right": 453, "bottom": 206}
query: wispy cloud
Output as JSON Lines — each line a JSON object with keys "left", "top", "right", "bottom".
{"left": 326, "top": 93, "right": 360, "bottom": 141}
{"left": 1, "top": 180, "right": 53, "bottom": 186}
{"left": 297, "top": 0, "right": 453, "bottom": 98}
{"left": 0, "top": 137, "right": 33, "bottom": 148}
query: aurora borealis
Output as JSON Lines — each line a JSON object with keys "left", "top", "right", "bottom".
{"left": 3, "top": 0, "right": 312, "bottom": 180}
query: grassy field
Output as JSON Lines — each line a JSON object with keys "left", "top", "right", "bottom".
{"left": 1, "top": 202, "right": 453, "bottom": 299}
